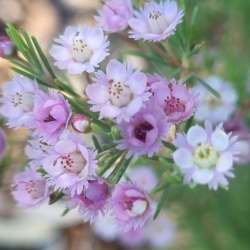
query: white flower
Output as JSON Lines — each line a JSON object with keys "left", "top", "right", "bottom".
{"left": 193, "top": 76, "right": 238, "bottom": 124}
{"left": 173, "top": 122, "right": 238, "bottom": 190}
{"left": 0, "top": 75, "right": 37, "bottom": 128}
{"left": 50, "top": 26, "right": 109, "bottom": 75}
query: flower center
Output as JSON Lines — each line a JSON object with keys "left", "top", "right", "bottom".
{"left": 193, "top": 144, "right": 219, "bottom": 169}
{"left": 206, "top": 95, "right": 223, "bottom": 109}
{"left": 164, "top": 96, "right": 186, "bottom": 116}
{"left": 11, "top": 92, "right": 33, "bottom": 111}
{"left": 148, "top": 10, "right": 168, "bottom": 33}
{"left": 108, "top": 79, "right": 133, "bottom": 107}
{"left": 134, "top": 121, "right": 154, "bottom": 142}
{"left": 57, "top": 152, "right": 86, "bottom": 174}
{"left": 72, "top": 32, "right": 92, "bottom": 63}
{"left": 25, "top": 180, "right": 45, "bottom": 199}
{"left": 127, "top": 199, "right": 148, "bottom": 217}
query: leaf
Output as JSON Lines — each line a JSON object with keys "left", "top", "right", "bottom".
{"left": 61, "top": 208, "right": 70, "bottom": 217}
{"left": 162, "top": 141, "right": 176, "bottom": 151}
{"left": 193, "top": 75, "right": 221, "bottom": 98}
{"left": 92, "top": 135, "right": 102, "bottom": 152}
{"left": 154, "top": 188, "right": 168, "bottom": 219}
{"left": 49, "top": 192, "right": 64, "bottom": 205}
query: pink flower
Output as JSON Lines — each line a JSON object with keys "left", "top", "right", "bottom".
{"left": 153, "top": 78, "right": 196, "bottom": 124}
{"left": 120, "top": 228, "right": 145, "bottom": 248}
{"left": 173, "top": 122, "right": 238, "bottom": 190}
{"left": 95, "top": 0, "right": 133, "bottom": 33}
{"left": 70, "top": 114, "right": 90, "bottom": 133}
{"left": 50, "top": 26, "right": 109, "bottom": 75}
{"left": 67, "top": 179, "right": 110, "bottom": 222}
{"left": 129, "top": 1, "right": 184, "bottom": 42}
{"left": 86, "top": 59, "right": 151, "bottom": 123}
{"left": 42, "top": 131, "right": 97, "bottom": 195}
{"left": 0, "top": 75, "right": 37, "bottom": 129}
{"left": 11, "top": 167, "right": 49, "bottom": 208}
{"left": 33, "top": 91, "right": 71, "bottom": 139}
{"left": 0, "top": 35, "right": 13, "bottom": 57}
{"left": 117, "top": 100, "right": 169, "bottom": 157}
{"left": 111, "top": 182, "right": 153, "bottom": 232}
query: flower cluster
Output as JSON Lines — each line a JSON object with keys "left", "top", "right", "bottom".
{"left": 0, "top": 0, "right": 248, "bottom": 245}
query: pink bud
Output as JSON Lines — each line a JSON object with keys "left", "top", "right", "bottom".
{"left": 71, "top": 114, "right": 90, "bottom": 133}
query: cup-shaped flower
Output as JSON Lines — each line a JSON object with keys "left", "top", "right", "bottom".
{"left": 70, "top": 114, "right": 90, "bottom": 133}
{"left": 173, "top": 122, "right": 238, "bottom": 190}
{"left": 33, "top": 91, "right": 71, "bottom": 139}
{"left": 129, "top": 1, "right": 184, "bottom": 42}
{"left": 95, "top": 0, "right": 133, "bottom": 33}
{"left": 11, "top": 168, "right": 49, "bottom": 208}
{"left": 153, "top": 78, "right": 196, "bottom": 124}
{"left": 67, "top": 178, "right": 110, "bottom": 222}
{"left": 42, "top": 132, "right": 97, "bottom": 195}
{"left": 50, "top": 26, "right": 109, "bottom": 75}
{"left": 0, "top": 75, "right": 37, "bottom": 129}
{"left": 0, "top": 128, "right": 6, "bottom": 159}
{"left": 193, "top": 76, "right": 238, "bottom": 124}
{"left": 86, "top": 59, "right": 151, "bottom": 123}
{"left": 117, "top": 101, "right": 170, "bottom": 157}
{"left": 111, "top": 182, "right": 153, "bottom": 232}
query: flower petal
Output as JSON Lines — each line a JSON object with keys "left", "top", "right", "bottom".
{"left": 127, "top": 71, "right": 147, "bottom": 95}
{"left": 192, "top": 169, "right": 213, "bottom": 184}
{"left": 216, "top": 152, "right": 233, "bottom": 172}
{"left": 173, "top": 148, "right": 193, "bottom": 169}
{"left": 86, "top": 83, "right": 109, "bottom": 104}
{"left": 211, "top": 129, "right": 229, "bottom": 151}
{"left": 187, "top": 125, "right": 207, "bottom": 147}
{"left": 106, "top": 59, "right": 128, "bottom": 82}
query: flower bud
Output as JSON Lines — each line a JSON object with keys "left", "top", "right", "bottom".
{"left": 70, "top": 114, "right": 90, "bottom": 133}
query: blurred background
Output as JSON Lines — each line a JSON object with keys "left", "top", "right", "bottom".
{"left": 0, "top": 0, "right": 249, "bottom": 250}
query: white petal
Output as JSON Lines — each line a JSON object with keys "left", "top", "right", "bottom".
{"left": 127, "top": 71, "right": 147, "bottom": 95}
{"left": 106, "top": 59, "right": 127, "bottom": 82}
{"left": 49, "top": 45, "right": 71, "bottom": 61}
{"left": 216, "top": 152, "right": 233, "bottom": 172}
{"left": 187, "top": 125, "right": 207, "bottom": 147}
{"left": 125, "top": 97, "right": 142, "bottom": 116}
{"left": 173, "top": 148, "right": 193, "bottom": 169}
{"left": 55, "top": 140, "right": 77, "bottom": 154}
{"left": 211, "top": 129, "right": 229, "bottom": 151}
{"left": 85, "top": 83, "right": 109, "bottom": 104}
{"left": 100, "top": 104, "right": 120, "bottom": 119}
{"left": 192, "top": 169, "right": 213, "bottom": 184}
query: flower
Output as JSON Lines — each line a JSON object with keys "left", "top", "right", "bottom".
{"left": 95, "top": 0, "right": 133, "bottom": 33}
{"left": 120, "top": 228, "right": 145, "bottom": 248}
{"left": 70, "top": 114, "right": 90, "bottom": 133}
{"left": 173, "top": 122, "right": 238, "bottom": 190}
{"left": 193, "top": 76, "right": 238, "bottom": 124}
{"left": 145, "top": 213, "right": 176, "bottom": 249}
{"left": 0, "top": 128, "right": 6, "bottom": 159}
{"left": 153, "top": 78, "right": 196, "bottom": 124}
{"left": 67, "top": 178, "right": 110, "bottom": 222}
{"left": 11, "top": 167, "right": 49, "bottom": 208}
{"left": 117, "top": 101, "right": 169, "bottom": 157}
{"left": 49, "top": 26, "right": 109, "bottom": 75}
{"left": 0, "top": 35, "right": 13, "bottom": 57}
{"left": 33, "top": 91, "right": 71, "bottom": 139}
{"left": 224, "top": 113, "right": 250, "bottom": 164}
{"left": 42, "top": 131, "right": 97, "bottom": 195}
{"left": 111, "top": 182, "right": 153, "bottom": 232}
{"left": 86, "top": 59, "right": 151, "bottom": 123}
{"left": 0, "top": 75, "right": 37, "bottom": 129}
{"left": 25, "top": 134, "right": 57, "bottom": 167}
{"left": 128, "top": 1, "right": 184, "bottom": 42}
{"left": 128, "top": 166, "right": 158, "bottom": 192}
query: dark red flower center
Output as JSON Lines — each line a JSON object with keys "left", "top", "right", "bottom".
{"left": 44, "top": 114, "right": 56, "bottom": 123}
{"left": 164, "top": 96, "right": 186, "bottom": 116}
{"left": 134, "top": 121, "right": 154, "bottom": 142}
